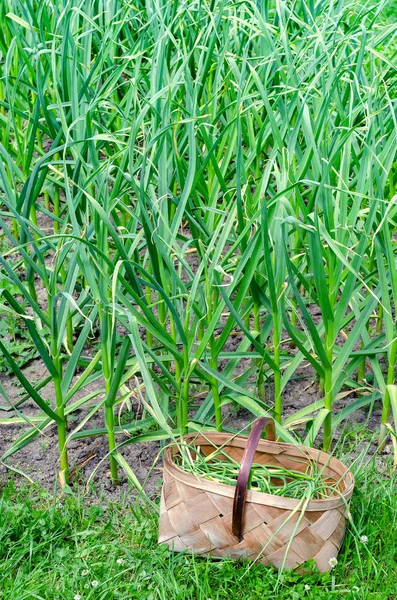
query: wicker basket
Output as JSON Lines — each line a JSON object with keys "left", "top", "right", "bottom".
{"left": 158, "top": 418, "right": 354, "bottom": 572}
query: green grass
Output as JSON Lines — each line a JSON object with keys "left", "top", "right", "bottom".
{"left": 1, "top": 447, "right": 396, "bottom": 600}
{"left": 383, "top": 0, "right": 397, "bottom": 20}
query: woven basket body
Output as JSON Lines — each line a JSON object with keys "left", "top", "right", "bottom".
{"left": 158, "top": 432, "right": 354, "bottom": 573}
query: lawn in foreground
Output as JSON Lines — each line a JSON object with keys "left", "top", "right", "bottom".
{"left": 1, "top": 450, "right": 396, "bottom": 600}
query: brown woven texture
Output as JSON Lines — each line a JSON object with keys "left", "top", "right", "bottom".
{"left": 158, "top": 432, "right": 354, "bottom": 573}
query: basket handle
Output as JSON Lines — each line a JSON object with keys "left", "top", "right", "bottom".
{"left": 232, "top": 417, "right": 276, "bottom": 540}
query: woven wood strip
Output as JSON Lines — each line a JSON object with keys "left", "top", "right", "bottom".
{"left": 216, "top": 539, "right": 261, "bottom": 561}
{"left": 239, "top": 503, "right": 272, "bottom": 532}
{"left": 159, "top": 432, "right": 354, "bottom": 573}
{"left": 291, "top": 527, "right": 325, "bottom": 561}
{"left": 180, "top": 528, "right": 214, "bottom": 554}
{"left": 312, "top": 539, "right": 340, "bottom": 572}
{"left": 164, "top": 477, "right": 182, "bottom": 509}
{"left": 175, "top": 479, "right": 203, "bottom": 501}
{"left": 328, "top": 515, "right": 347, "bottom": 551}
{"left": 168, "top": 537, "right": 188, "bottom": 553}
{"left": 266, "top": 545, "right": 305, "bottom": 570}
{"left": 242, "top": 523, "right": 284, "bottom": 555}
{"left": 199, "top": 516, "right": 238, "bottom": 549}
{"left": 266, "top": 511, "right": 309, "bottom": 543}
{"left": 205, "top": 491, "right": 233, "bottom": 516}
{"left": 167, "top": 503, "right": 199, "bottom": 537}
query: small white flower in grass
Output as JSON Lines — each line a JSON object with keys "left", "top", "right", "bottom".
{"left": 304, "top": 584, "right": 310, "bottom": 591}
{"left": 360, "top": 535, "right": 368, "bottom": 543}
{"left": 329, "top": 557, "right": 338, "bottom": 569}
{"left": 116, "top": 558, "right": 124, "bottom": 565}
{"left": 352, "top": 587, "right": 359, "bottom": 592}
{"left": 81, "top": 569, "right": 89, "bottom": 576}
{"left": 91, "top": 581, "right": 99, "bottom": 588}
{"left": 74, "top": 595, "right": 82, "bottom": 600}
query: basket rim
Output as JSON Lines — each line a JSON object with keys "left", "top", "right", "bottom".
{"left": 163, "top": 432, "right": 354, "bottom": 512}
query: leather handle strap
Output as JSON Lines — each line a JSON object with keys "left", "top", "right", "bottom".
{"left": 232, "top": 417, "right": 276, "bottom": 540}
